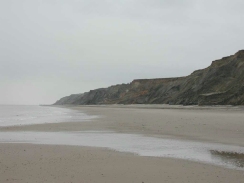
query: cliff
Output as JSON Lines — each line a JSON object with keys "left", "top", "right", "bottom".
{"left": 54, "top": 50, "right": 244, "bottom": 106}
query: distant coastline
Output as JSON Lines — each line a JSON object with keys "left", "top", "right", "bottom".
{"left": 54, "top": 50, "right": 244, "bottom": 106}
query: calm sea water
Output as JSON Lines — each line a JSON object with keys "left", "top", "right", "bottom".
{"left": 0, "top": 105, "right": 97, "bottom": 126}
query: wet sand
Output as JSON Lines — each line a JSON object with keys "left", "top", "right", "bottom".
{"left": 0, "top": 105, "right": 244, "bottom": 182}
{"left": 2, "top": 105, "right": 244, "bottom": 146}
{"left": 0, "top": 144, "right": 244, "bottom": 183}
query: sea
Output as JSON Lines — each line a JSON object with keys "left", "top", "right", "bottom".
{"left": 0, "top": 105, "right": 96, "bottom": 126}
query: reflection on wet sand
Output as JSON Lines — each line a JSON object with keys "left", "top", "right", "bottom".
{"left": 0, "top": 131, "right": 244, "bottom": 170}
{"left": 210, "top": 150, "right": 244, "bottom": 168}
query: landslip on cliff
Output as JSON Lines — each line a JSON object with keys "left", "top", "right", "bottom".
{"left": 54, "top": 50, "right": 244, "bottom": 106}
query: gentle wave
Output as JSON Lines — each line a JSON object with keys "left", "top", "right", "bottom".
{"left": 0, "top": 105, "right": 98, "bottom": 126}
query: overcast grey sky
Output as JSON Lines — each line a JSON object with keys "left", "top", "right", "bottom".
{"left": 0, "top": 0, "right": 243, "bottom": 105}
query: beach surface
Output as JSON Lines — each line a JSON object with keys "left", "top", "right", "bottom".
{"left": 0, "top": 105, "right": 244, "bottom": 183}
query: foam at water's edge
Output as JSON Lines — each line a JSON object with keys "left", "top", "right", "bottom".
{"left": 0, "top": 105, "right": 98, "bottom": 127}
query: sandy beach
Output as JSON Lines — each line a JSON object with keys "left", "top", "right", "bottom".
{"left": 0, "top": 105, "right": 244, "bottom": 183}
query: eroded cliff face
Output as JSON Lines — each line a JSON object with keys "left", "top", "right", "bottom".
{"left": 54, "top": 50, "right": 244, "bottom": 105}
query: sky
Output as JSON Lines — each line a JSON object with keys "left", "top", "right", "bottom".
{"left": 0, "top": 0, "right": 244, "bottom": 105}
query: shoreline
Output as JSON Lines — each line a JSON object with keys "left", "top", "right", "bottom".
{"left": 0, "top": 105, "right": 244, "bottom": 182}
{"left": 52, "top": 104, "right": 244, "bottom": 111}
{"left": 1, "top": 105, "right": 244, "bottom": 146}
